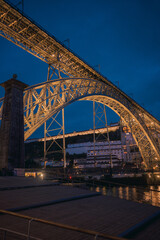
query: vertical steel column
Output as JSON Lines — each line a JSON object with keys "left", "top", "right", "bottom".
{"left": 58, "top": 55, "right": 66, "bottom": 169}
{"left": 93, "top": 101, "right": 96, "bottom": 166}
{"left": 104, "top": 106, "right": 112, "bottom": 170}
{"left": 119, "top": 118, "right": 124, "bottom": 163}
{"left": 43, "top": 65, "right": 51, "bottom": 167}
{"left": 93, "top": 102, "right": 112, "bottom": 170}
{"left": 128, "top": 115, "right": 133, "bottom": 163}
{"left": 62, "top": 108, "right": 66, "bottom": 168}
{"left": 44, "top": 121, "right": 47, "bottom": 168}
{"left": 92, "top": 63, "right": 100, "bottom": 168}
{"left": 43, "top": 62, "right": 66, "bottom": 169}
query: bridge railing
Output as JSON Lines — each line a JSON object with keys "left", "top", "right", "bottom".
{"left": 0, "top": 209, "right": 126, "bottom": 240}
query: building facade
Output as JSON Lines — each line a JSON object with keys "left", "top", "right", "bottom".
{"left": 25, "top": 122, "right": 142, "bottom": 168}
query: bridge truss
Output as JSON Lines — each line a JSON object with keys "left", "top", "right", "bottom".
{"left": 0, "top": 0, "right": 160, "bottom": 169}
{"left": 21, "top": 78, "right": 159, "bottom": 169}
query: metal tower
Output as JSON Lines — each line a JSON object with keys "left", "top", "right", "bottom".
{"left": 93, "top": 102, "right": 112, "bottom": 168}
{"left": 43, "top": 63, "right": 66, "bottom": 169}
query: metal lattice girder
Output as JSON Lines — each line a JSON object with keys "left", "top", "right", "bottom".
{"left": 23, "top": 77, "right": 160, "bottom": 169}
{"left": 93, "top": 102, "right": 109, "bottom": 142}
{"left": 0, "top": 0, "right": 100, "bottom": 78}
{"left": 44, "top": 112, "right": 64, "bottom": 156}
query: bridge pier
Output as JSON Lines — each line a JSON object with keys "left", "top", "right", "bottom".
{"left": 0, "top": 76, "right": 28, "bottom": 173}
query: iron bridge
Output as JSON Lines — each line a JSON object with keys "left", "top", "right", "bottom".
{"left": 0, "top": 0, "right": 160, "bottom": 169}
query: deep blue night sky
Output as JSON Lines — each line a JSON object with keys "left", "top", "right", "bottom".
{"left": 0, "top": 0, "right": 160, "bottom": 138}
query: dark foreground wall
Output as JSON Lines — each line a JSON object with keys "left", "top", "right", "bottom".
{"left": 0, "top": 77, "right": 28, "bottom": 171}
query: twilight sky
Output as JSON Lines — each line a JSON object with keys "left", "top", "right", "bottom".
{"left": 0, "top": 0, "right": 160, "bottom": 138}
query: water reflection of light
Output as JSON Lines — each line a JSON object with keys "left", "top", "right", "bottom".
{"left": 149, "top": 186, "right": 160, "bottom": 207}
{"left": 142, "top": 185, "right": 160, "bottom": 207}
{"left": 132, "top": 187, "right": 137, "bottom": 201}
{"left": 96, "top": 186, "right": 100, "bottom": 192}
{"left": 102, "top": 186, "right": 107, "bottom": 195}
{"left": 119, "top": 187, "right": 123, "bottom": 199}
{"left": 89, "top": 184, "right": 160, "bottom": 207}
{"left": 143, "top": 191, "right": 151, "bottom": 204}
{"left": 126, "top": 187, "right": 129, "bottom": 200}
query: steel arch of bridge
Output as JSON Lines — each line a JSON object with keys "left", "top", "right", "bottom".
{"left": 23, "top": 77, "right": 160, "bottom": 169}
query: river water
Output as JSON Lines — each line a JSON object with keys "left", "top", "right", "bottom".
{"left": 90, "top": 185, "right": 160, "bottom": 207}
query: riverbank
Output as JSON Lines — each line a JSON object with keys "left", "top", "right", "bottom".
{"left": 102, "top": 173, "right": 160, "bottom": 186}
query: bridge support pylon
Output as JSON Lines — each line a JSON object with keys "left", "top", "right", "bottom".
{"left": 0, "top": 75, "right": 28, "bottom": 173}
